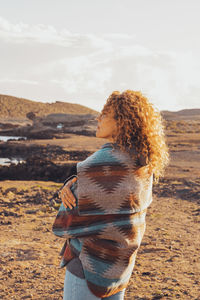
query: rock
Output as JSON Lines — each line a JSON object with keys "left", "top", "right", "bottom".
{"left": 5, "top": 187, "right": 18, "bottom": 194}
{"left": 0, "top": 220, "right": 12, "bottom": 225}
{"left": 141, "top": 272, "right": 151, "bottom": 276}
{"left": 25, "top": 209, "right": 39, "bottom": 214}
{"left": 2, "top": 210, "right": 21, "bottom": 217}
{"left": 17, "top": 190, "right": 25, "bottom": 195}
{"left": 5, "top": 191, "right": 15, "bottom": 198}
{"left": 152, "top": 293, "right": 165, "bottom": 299}
{"left": 21, "top": 295, "right": 33, "bottom": 299}
{"left": 50, "top": 199, "right": 57, "bottom": 207}
{"left": 9, "top": 257, "right": 14, "bottom": 262}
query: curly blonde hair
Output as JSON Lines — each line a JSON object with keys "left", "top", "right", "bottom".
{"left": 101, "top": 90, "right": 169, "bottom": 182}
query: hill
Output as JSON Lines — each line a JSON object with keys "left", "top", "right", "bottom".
{"left": 1, "top": 93, "right": 199, "bottom": 121}
{"left": 162, "top": 108, "right": 200, "bottom": 120}
{"left": 0, "top": 94, "right": 98, "bottom": 119}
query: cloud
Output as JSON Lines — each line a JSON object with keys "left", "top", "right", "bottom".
{"left": 0, "top": 79, "right": 38, "bottom": 85}
{"left": 0, "top": 16, "right": 112, "bottom": 51}
{"left": 0, "top": 16, "right": 199, "bottom": 111}
{"left": 103, "top": 33, "right": 136, "bottom": 40}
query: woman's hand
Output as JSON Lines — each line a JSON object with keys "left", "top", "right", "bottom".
{"left": 59, "top": 177, "right": 77, "bottom": 209}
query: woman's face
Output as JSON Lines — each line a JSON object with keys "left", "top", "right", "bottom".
{"left": 96, "top": 110, "right": 117, "bottom": 141}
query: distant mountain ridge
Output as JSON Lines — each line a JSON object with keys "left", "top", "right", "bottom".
{"left": 0, "top": 94, "right": 98, "bottom": 119}
{"left": 162, "top": 109, "right": 200, "bottom": 120}
{"left": 0, "top": 93, "right": 199, "bottom": 121}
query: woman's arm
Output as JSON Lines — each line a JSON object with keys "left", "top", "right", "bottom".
{"left": 52, "top": 202, "right": 145, "bottom": 241}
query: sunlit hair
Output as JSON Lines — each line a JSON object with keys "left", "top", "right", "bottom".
{"left": 100, "top": 90, "right": 169, "bottom": 182}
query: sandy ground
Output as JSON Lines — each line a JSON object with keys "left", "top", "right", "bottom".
{"left": 0, "top": 129, "right": 200, "bottom": 300}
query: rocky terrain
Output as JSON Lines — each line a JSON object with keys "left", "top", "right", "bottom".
{"left": 0, "top": 95, "right": 200, "bottom": 299}
{"left": 0, "top": 94, "right": 98, "bottom": 140}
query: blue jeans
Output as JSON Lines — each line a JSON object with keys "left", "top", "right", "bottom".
{"left": 63, "top": 269, "right": 125, "bottom": 300}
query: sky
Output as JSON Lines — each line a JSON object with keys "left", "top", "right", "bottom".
{"left": 0, "top": 0, "right": 200, "bottom": 112}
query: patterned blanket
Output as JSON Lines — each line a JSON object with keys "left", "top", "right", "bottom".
{"left": 52, "top": 143, "right": 153, "bottom": 298}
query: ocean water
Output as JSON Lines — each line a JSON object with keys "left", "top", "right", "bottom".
{"left": 0, "top": 136, "right": 26, "bottom": 165}
{"left": 0, "top": 135, "right": 26, "bottom": 142}
{"left": 0, "top": 157, "right": 25, "bottom": 166}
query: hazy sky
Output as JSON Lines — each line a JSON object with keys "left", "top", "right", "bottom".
{"left": 0, "top": 0, "right": 199, "bottom": 111}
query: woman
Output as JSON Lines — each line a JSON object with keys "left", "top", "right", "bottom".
{"left": 52, "top": 90, "right": 169, "bottom": 300}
